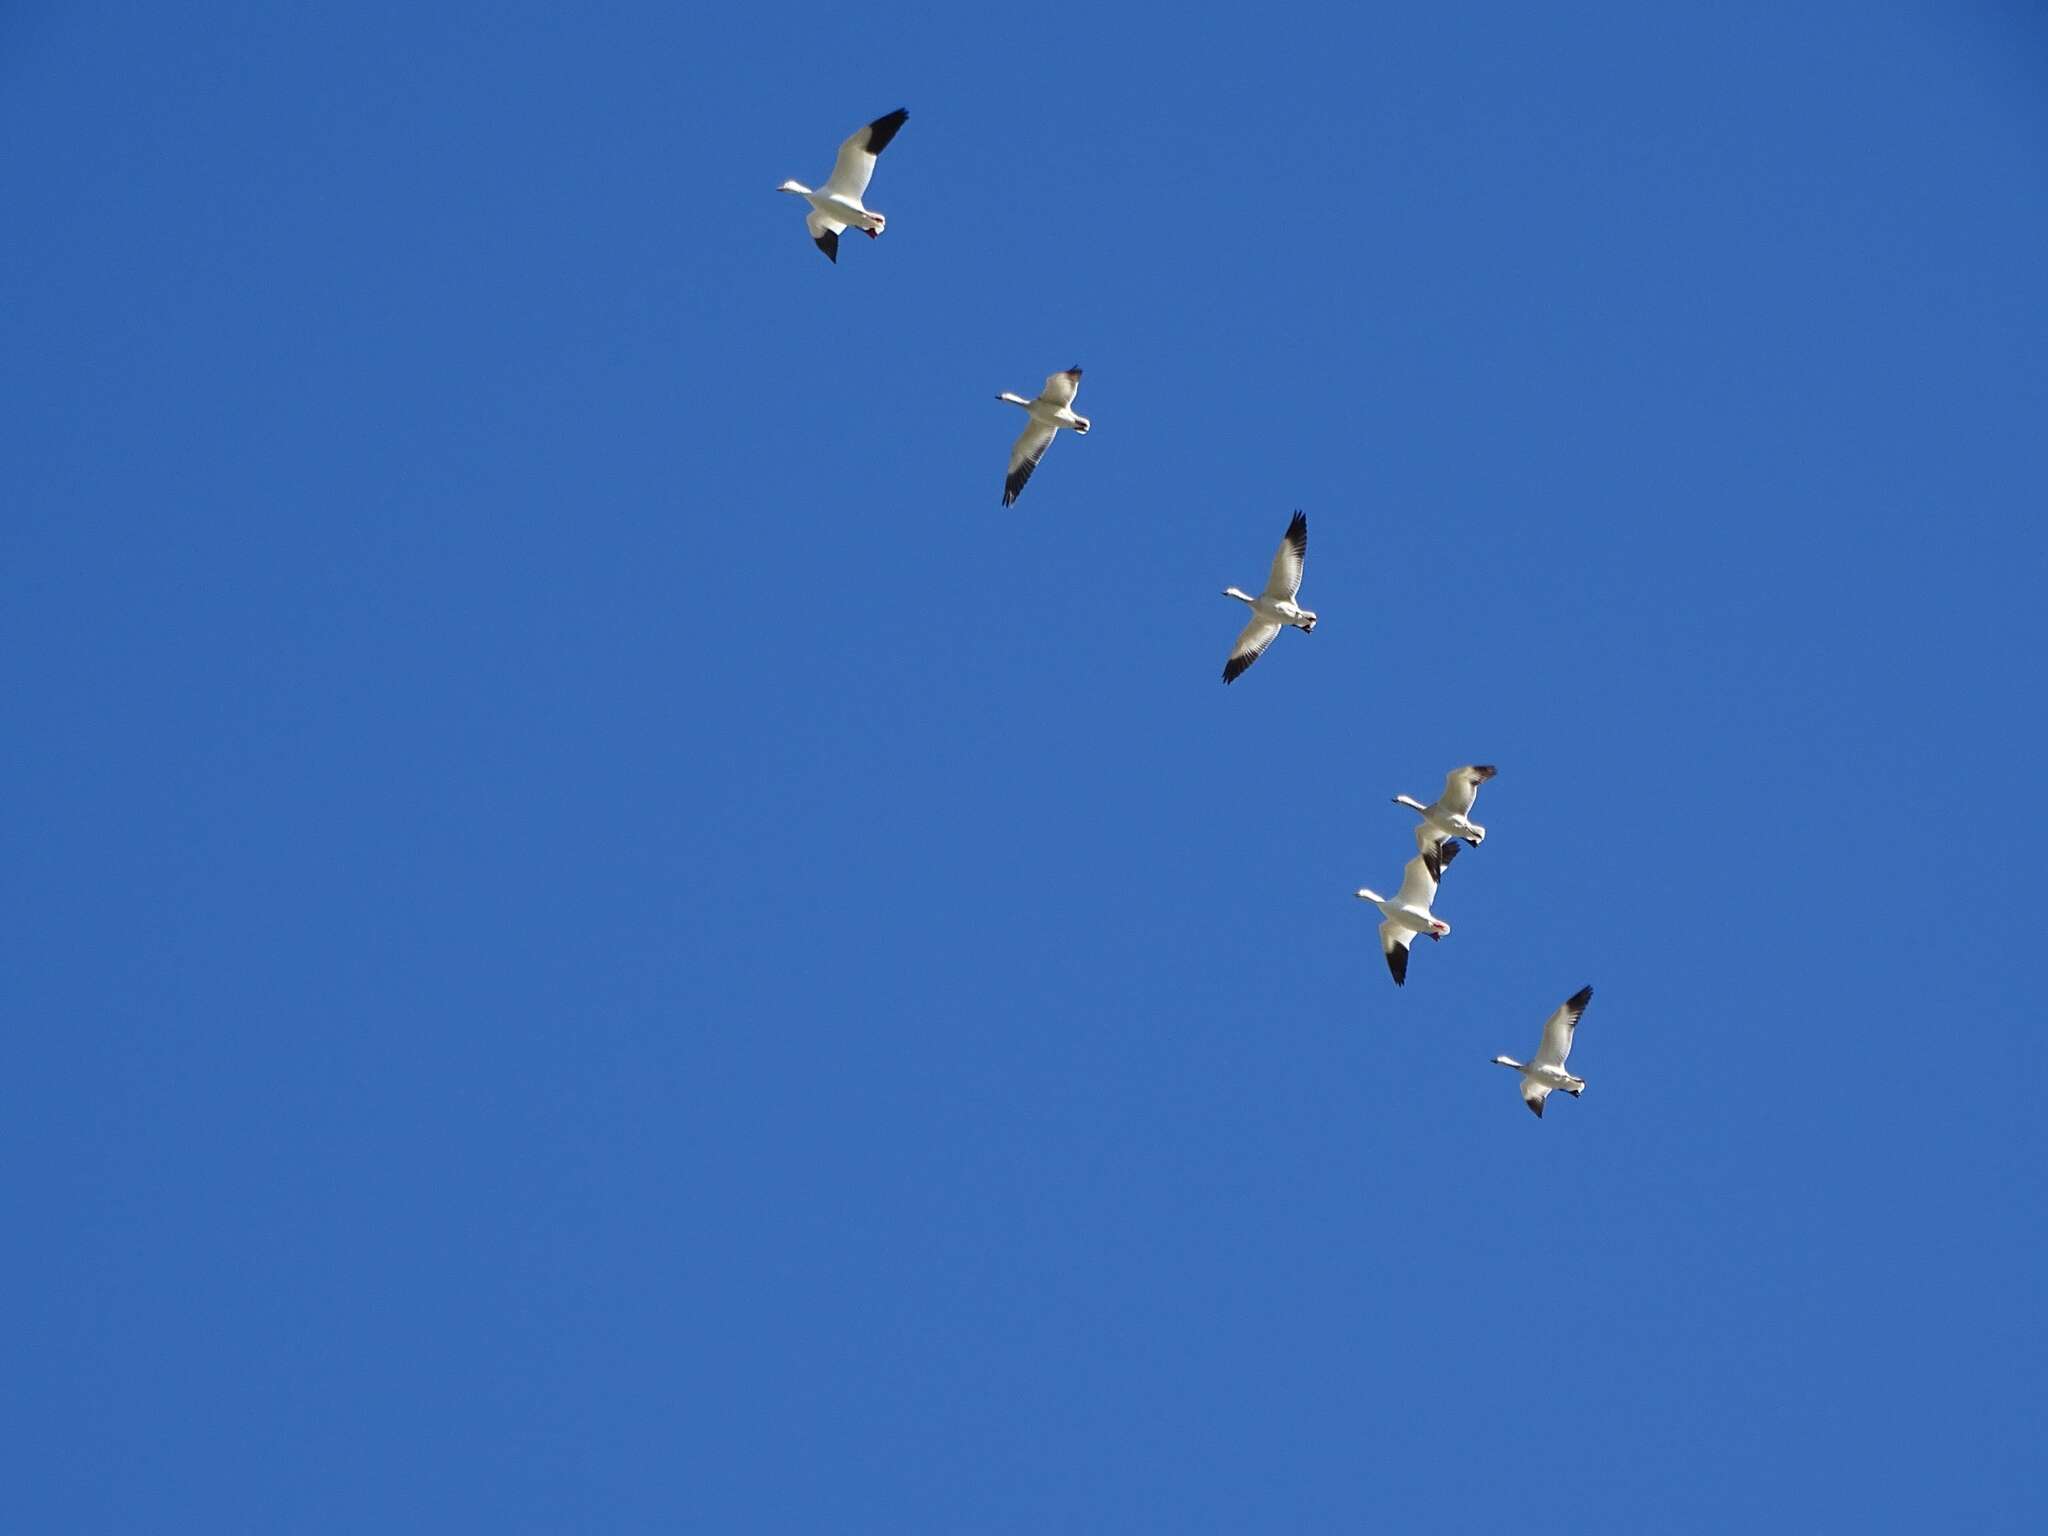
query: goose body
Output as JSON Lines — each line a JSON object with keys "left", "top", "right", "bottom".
{"left": 1393, "top": 764, "right": 1498, "bottom": 857}
{"left": 1221, "top": 511, "right": 1317, "bottom": 683}
{"left": 778, "top": 108, "right": 909, "bottom": 262}
{"left": 1493, "top": 985, "right": 1594, "bottom": 1117}
{"left": 997, "top": 368, "right": 1090, "bottom": 505}
{"left": 1354, "top": 844, "right": 1457, "bottom": 987}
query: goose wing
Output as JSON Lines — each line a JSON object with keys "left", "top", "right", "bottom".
{"left": 1531, "top": 985, "right": 1593, "bottom": 1071}
{"left": 1439, "top": 763, "right": 1497, "bottom": 815}
{"left": 1381, "top": 920, "right": 1416, "bottom": 987}
{"left": 1223, "top": 616, "right": 1283, "bottom": 684}
{"left": 1037, "top": 367, "right": 1082, "bottom": 408}
{"left": 804, "top": 208, "right": 845, "bottom": 263}
{"left": 1261, "top": 510, "right": 1308, "bottom": 601}
{"left": 1520, "top": 1078, "right": 1553, "bottom": 1118}
{"left": 1392, "top": 851, "right": 1440, "bottom": 911}
{"left": 822, "top": 108, "right": 909, "bottom": 200}
{"left": 1003, "top": 420, "right": 1058, "bottom": 507}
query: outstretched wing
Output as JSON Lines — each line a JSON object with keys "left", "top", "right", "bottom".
{"left": 1439, "top": 763, "right": 1497, "bottom": 815}
{"left": 1426, "top": 840, "right": 1460, "bottom": 883}
{"left": 1381, "top": 921, "right": 1416, "bottom": 987}
{"left": 1003, "top": 421, "right": 1057, "bottom": 507}
{"left": 1223, "top": 616, "right": 1282, "bottom": 684}
{"left": 1038, "top": 367, "right": 1082, "bottom": 408}
{"left": 1532, "top": 985, "right": 1593, "bottom": 1071}
{"left": 1392, "top": 852, "right": 1439, "bottom": 911}
{"left": 823, "top": 107, "right": 909, "bottom": 200}
{"left": 1413, "top": 820, "right": 1451, "bottom": 860}
{"left": 1261, "top": 510, "right": 1307, "bottom": 601}
{"left": 1520, "top": 1079, "right": 1552, "bottom": 1118}
{"left": 804, "top": 208, "right": 845, "bottom": 263}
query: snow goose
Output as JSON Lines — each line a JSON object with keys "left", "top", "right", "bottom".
{"left": 1354, "top": 843, "right": 1458, "bottom": 987}
{"left": 778, "top": 108, "right": 909, "bottom": 262}
{"left": 997, "top": 368, "right": 1090, "bottom": 506}
{"left": 1493, "top": 986, "right": 1594, "bottom": 1118}
{"left": 1394, "top": 764, "right": 1498, "bottom": 857}
{"left": 1221, "top": 511, "right": 1317, "bottom": 683}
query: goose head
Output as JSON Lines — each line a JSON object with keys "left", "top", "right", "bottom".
{"left": 776, "top": 179, "right": 811, "bottom": 196}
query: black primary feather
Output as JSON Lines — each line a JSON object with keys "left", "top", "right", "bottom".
{"left": 864, "top": 108, "right": 909, "bottom": 156}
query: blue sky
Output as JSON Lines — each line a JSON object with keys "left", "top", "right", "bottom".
{"left": 5, "top": 1, "right": 2045, "bottom": 1529}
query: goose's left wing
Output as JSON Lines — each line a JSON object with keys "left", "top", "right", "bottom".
{"left": 1440, "top": 763, "right": 1497, "bottom": 815}
{"left": 1037, "top": 367, "right": 1082, "bottom": 408}
{"left": 1393, "top": 852, "right": 1439, "bottom": 910}
{"left": 823, "top": 108, "right": 909, "bottom": 200}
{"left": 1261, "top": 510, "right": 1307, "bottom": 601}
{"left": 1532, "top": 985, "right": 1593, "bottom": 1071}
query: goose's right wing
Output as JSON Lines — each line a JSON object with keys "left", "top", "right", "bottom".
{"left": 1261, "top": 510, "right": 1308, "bottom": 600}
{"left": 1223, "top": 616, "right": 1282, "bottom": 684}
{"left": 1381, "top": 921, "right": 1416, "bottom": 987}
{"left": 804, "top": 209, "right": 845, "bottom": 263}
{"left": 1520, "top": 1078, "right": 1552, "bottom": 1118}
{"left": 1003, "top": 421, "right": 1057, "bottom": 506}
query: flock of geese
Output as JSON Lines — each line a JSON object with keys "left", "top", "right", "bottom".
{"left": 780, "top": 110, "right": 1600, "bottom": 1121}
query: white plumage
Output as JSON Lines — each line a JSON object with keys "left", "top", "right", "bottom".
{"left": 1354, "top": 843, "right": 1458, "bottom": 986}
{"left": 1221, "top": 511, "right": 1317, "bottom": 683}
{"left": 996, "top": 368, "right": 1090, "bottom": 506}
{"left": 1393, "top": 764, "right": 1498, "bottom": 857}
{"left": 777, "top": 108, "right": 909, "bottom": 263}
{"left": 1492, "top": 986, "right": 1594, "bottom": 1118}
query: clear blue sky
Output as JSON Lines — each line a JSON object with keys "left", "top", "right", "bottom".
{"left": 5, "top": 2, "right": 2044, "bottom": 1529}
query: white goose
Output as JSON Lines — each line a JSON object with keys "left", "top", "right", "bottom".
{"left": 997, "top": 368, "right": 1090, "bottom": 506}
{"left": 1493, "top": 986, "right": 1594, "bottom": 1118}
{"left": 1394, "top": 764, "right": 1498, "bottom": 857}
{"left": 1221, "top": 511, "right": 1317, "bottom": 683}
{"left": 778, "top": 108, "right": 909, "bottom": 263}
{"left": 1354, "top": 843, "right": 1458, "bottom": 987}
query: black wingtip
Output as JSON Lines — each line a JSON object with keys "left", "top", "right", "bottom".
{"left": 1386, "top": 943, "right": 1408, "bottom": 987}
{"left": 1565, "top": 984, "right": 1594, "bottom": 1019}
{"left": 1222, "top": 653, "right": 1253, "bottom": 684}
{"left": 813, "top": 230, "right": 839, "bottom": 263}
{"left": 866, "top": 108, "right": 909, "bottom": 154}
{"left": 1526, "top": 1095, "right": 1545, "bottom": 1119}
{"left": 1003, "top": 463, "right": 1032, "bottom": 506}
{"left": 1473, "top": 764, "right": 1498, "bottom": 780}
{"left": 1285, "top": 509, "right": 1307, "bottom": 553}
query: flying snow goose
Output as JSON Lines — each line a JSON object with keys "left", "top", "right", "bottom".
{"left": 1354, "top": 843, "right": 1458, "bottom": 987}
{"left": 1394, "top": 764, "right": 1498, "bottom": 857}
{"left": 996, "top": 368, "right": 1090, "bottom": 506}
{"left": 1493, "top": 985, "right": 1594, "bottom": 1118}
{"left": 778, "top": 108, "right": 909, "bottom": 262}
{"left": 1221, "top": 511, "right": 1317, "bottom": 683}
